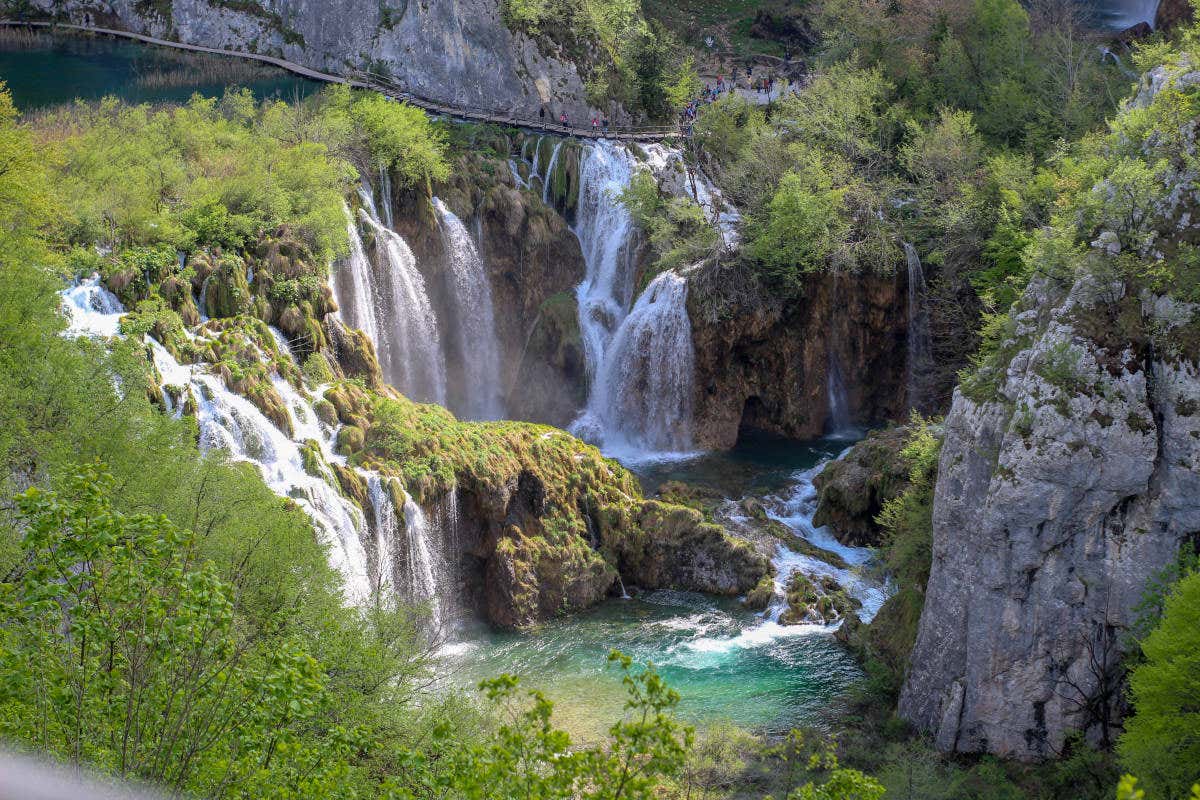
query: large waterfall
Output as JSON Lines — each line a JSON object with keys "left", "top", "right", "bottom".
{"left": 433, "top": 198, "right": 504, "bottom": 421}
{"left": 336, "top": 186, "right": 447, "bottom": 405}
{"left": 573, "top": 271, "right": 695, "bottom": 454}
{"left": 1081, "top": 0, "right": 1161, "bottom": 29}
{"left": 551, "top": 140, "right": 699, "bottom": 458}
{"left": 903, "top": 242, "right": 933, "bottom": 414}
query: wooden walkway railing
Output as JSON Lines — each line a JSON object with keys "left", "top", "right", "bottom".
{"left": 0, "top": 19, "right": 683, "bottom": 142}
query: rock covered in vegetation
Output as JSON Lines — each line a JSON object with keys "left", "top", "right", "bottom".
{"left": 324, "top": 380, "right": 770, "bottom": 628}
{"left": 901, "top": 59, "right": 1200, "bottom": 761}
{"left": 780, "top": 572, "right": 861, "bottom": 625}
{"left": 812, "top": 426, "right": 911, "bottom": 546}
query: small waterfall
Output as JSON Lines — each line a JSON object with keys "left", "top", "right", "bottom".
{"left": 366, "top": 474, "right": 402, "bottom": 595}
{"left": 541, "top": 139, "right": 565, "bottom": 206}
{"left": 197, "top": 275, "right": 212, "bottom": 321}
{"left": 903, "top": 242, "right": 933, "bottom": 413}
{"left": 573, "top": 141, "right": 639, "bottom": 388}
{"left": 572, "top": 271, "right": 695, "bottom": 455}
{"left": 402, "top": 493, "right": 444, "bottom": 627}
{"left": 432, "top": 198, "right": 504, "bottom": 421}
{"left": 378, "top": 165, "right": 394, "bottom": 229}
{"left": 826, "top": 351, "right": 853, "bottom": 436}
{"left": 356, "top": 196, "right": 447, "bottom": 404}
{"left": 61, "top": 276, "right": 124, "bottom": 337}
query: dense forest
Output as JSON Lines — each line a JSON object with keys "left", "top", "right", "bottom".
{"left": 0, "top": 0, "right": 1198, "bottom": 797}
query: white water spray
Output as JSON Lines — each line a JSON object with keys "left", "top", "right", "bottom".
{"left": 572, "top": 271, "right": 695, "bottom": 455}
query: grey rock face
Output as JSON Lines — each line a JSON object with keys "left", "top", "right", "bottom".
{"left": 898, "top": 273, "right": 1200, "bottom": 760}
{"left": 33, "top": 0, "right": 618, "bottom": 123}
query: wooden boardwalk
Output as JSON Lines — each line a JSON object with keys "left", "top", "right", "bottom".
{"left": 1, "top": 19, "right": 682, "bottom": 142}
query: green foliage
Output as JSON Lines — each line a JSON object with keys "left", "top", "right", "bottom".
{"left": 0, "top": 468, "right": 353, "bottom": 797}
{"left": 503, "top": 0, "right": 696, "bottom": 120}
{"left": 43, "top": 90, "right": 356, "bottom": 262}
{"left": 330, "top": 89, "right": 450, "bottom": 189}
{"left": 619, "top": 169, "right": 719, "bottom": 275}
{"left": 749, "top": 166, "right": 848, "bottom": 286}
{"left": 1119, "top": 569, "right": 1200, "bottom": 798}
{"left": 384, "top": 650, "right": 692, "bottom": 799}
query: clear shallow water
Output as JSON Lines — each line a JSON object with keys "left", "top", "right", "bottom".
{"left": 443, "top": 437, "right": 876, "bottom": 740}
{"left": 442, "top": 589, "right": 862, "bottom": 741}
{"left": 0, "top": 32, "right": 320, "bottom": 110}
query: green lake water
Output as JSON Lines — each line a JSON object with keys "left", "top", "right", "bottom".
{"left": 0, "top": 30, "right": 320, "bottom": 109}
{"left": 442, "top": 437, "right": 879, "bottom": 740}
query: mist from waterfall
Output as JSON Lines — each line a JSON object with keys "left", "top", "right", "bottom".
{"left": 903, "top": 242, "right": 933, "bottom": 414}
{"left": 573, "top": 271, "right": 695, "bottom": 456}
{"left": 338, "top": 186, "right": 447, "bottom": 405}
{"left": 433, "top": 197, "right": 504, "bottom": 421}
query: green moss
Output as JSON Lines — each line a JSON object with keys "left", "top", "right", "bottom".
{"left": 336, "top": 425, "right": 365, "bottom": 455}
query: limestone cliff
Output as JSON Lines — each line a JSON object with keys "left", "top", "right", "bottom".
{"left": 898, "top": 61, "right": 1200, "bottom": 758}
{"left": 32, "top": 0, "right": 613, "bottom": 124}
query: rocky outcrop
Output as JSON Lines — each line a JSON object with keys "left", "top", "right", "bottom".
{"left": 688, "top": 265, "right": 908, "bottom": 449}
{"left": 898, "top": 274, "right": 1200, "bottom": 759}
{"left": 34, "top": 0, "right": 615, "bottom": 124}
{"left": 813, "top": 426, "right": 911, "bottom": 547}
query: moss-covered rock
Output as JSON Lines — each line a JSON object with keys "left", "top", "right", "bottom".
{"left": 812, "top": 426, "right": 912, "bottom": 546}
{"left": 336, "top": 424, "right": 365, "bottom": 455}
{"left": 779, "top": 572, "right": 861, "bottom": 625}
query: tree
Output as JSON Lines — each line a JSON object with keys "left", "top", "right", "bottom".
{"left": 1118, "top": 570, "right": 1200, "bottom": 798}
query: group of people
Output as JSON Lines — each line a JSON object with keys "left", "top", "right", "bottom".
{"left": 537, "top": 106, "right": 610, "bottom": 133}
{"left": 679, "top": 65, "right": 786, "bottom": 130}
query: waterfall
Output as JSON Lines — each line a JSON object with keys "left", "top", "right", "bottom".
{"left": 433, "top": 197, "right": 504, "bottom": 421}
{"left": 331, "top": 206, "right": 381, "bottom": 348}
{"left": 62, "top": 276, "right": 123, "bottom": 337}
{"left": 541, "top": 139, "right": 565, "bottom": 206}
{"left": 572, "top": 271, "right": 695, "bottom": 455}
{"left": 353, "top": 193, "right": 447, "bottom": 404}
{"left": 903, "top": 242, "right": 933, "bottom": 414}
{"left": 169, "top": 354, "right": 375, "bottom": 605}
{"left": 572, "top": 141, "right": 639, "bottom": 388}
{"left": 826, "top": 351, "right": 853, "bottom": 437}
{"left": 378, "top": 164, "right": 394, "bottom": 229}
{"left": 366, "top": 473, "right": 401, "bottom": 595}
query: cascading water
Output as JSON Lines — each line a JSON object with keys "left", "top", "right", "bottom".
{"left": 571, "top": 142, "right": 639, "bottom": 395}
{"left": 903, "top": 242, "right": 933, "bottom": 414}
{"left": 541, "top": 139, "right": 565, "bottom": 206}
{"left": 378, "top": 165, "right": 395, "bottom": 229}
{"left": 432, "top": 197, "right": 504, "bottom": 421}
{"left": 331, "top": 205, "right": 381, "bottom": 348}
{"left": 572, "top": 271, "right": 695, "bottom": 455}
{"left": 350, "top": 190, "right": 447, "bottom": 404}
{"left": 62, "top": 277, "right": 378, "bottom": 607}
{"left": 825, "top": 351, "right": 854, "bottom": 437}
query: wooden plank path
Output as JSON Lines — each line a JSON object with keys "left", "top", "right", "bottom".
{"left": 0, "top": 19, "right": 683, "bottom": 141}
